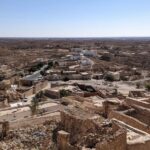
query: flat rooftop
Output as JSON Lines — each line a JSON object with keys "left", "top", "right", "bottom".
{"left": 86, "top": 96, "right": 105, "bottom": 107}
{"left": 64, "top": 106, "right": 104, "bottom": 121}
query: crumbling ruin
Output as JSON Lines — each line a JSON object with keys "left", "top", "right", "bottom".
{"left": 56, "top": 107, "right": 127, "bottom": 150}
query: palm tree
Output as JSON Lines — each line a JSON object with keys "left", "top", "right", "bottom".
{"left": 30, "top": 97, "right": 39, "bottom": 116}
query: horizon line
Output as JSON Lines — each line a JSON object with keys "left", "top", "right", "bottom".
{"left": 0, "top": 36, "right": 150, "bottom": 39}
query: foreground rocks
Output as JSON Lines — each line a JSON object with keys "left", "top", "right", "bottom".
{"left": 0, "top": 120, "right": 58, "bottom": 150}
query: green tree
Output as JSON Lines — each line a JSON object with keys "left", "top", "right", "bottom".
{"left": 59, "top": 89, "right": 70, "bottom": 98}
{"left": 104, "top": 74, "right": 114, "bottom": 82}
{"left": 54, "top": 61, "right": 59, "bottom": 67}
{"left": 35, "top": 91, "right": 44, "bottom": 102}
{"left": 145, "top": 83, "right": 150, "bottom": 91}
{"left": 40, "top": 70, "right": 46, "bottom": 76}
{"left": 48, "top": 61, "right": 53, "bottom": 68}
{"left": 63, "top": 77, "right": 69, "bottom": 82}
{"left": 30, "top": 97, "right": 39, "bottom": 116}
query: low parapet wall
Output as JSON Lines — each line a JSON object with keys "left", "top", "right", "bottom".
{"left": 125, "top": 97, "right": 150, "bottom": 109}
{"left": 112, "top": 119, "right": 150, "bottom": 150}
{"left": 108, "top": 111, "right": 150, "bottom": 134}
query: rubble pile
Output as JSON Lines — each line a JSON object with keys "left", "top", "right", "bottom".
{"left": 0, "top": 120, "right": 58, "bottom": 150}
{"left": 77, "top": 127, "right": 114, "bottom": 148}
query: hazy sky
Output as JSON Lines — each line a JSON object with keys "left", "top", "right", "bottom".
{"left": 0, "top": 0, "right": 150, "bottom": 37}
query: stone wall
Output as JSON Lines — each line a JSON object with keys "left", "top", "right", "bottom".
{"left": 60, "top": 110, "right": 104, "bottom": 145}
{"left": 23, "top": 88, "right": 33, "bottom": 97}
{"left": 127, "top": 140, "right": 150, "bottom": 150}
{"left": 96, "top": 129, "right": 126, "bottom": 150}
{"left": 23, "top": 80, "right": 48, "bottom": 97}
{"left": 0, "top": 98, "right": 8, "bottom": 108}
{"left": 45, "top": 89, "right": 60, "bottom": 99}
{"left": 125, "top": 97, "right": 150, "bottom": 109}
{"left": 57, "top": 131, "right": 79, "bottom": 150}
{"left": 84, "top": 92, "right": 98, "bottom": 97}
{"left": 58, "top": 109, "right": 128, "bottom": 150}
{"left": 131, "top": 105, "right": 150, "bottom": 125}
{"left": 34, "top": 80, "right": 48, "bottom": 94}
{"left": 20, "top": 80, "right": 33, "bottom": 86}
{"left": 109, "top": 111, "right": 150, "bottom": 134}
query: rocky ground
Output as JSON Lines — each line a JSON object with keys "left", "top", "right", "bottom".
{"left": 0, "top": 120, "right": 58, "bottom": 150}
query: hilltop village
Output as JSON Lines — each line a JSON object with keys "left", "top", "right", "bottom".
{"left": 0, "top": 38, "right": 150, "bottom": 150}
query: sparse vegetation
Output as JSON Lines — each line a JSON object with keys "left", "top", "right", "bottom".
{"left": 63, "top": 76, "right": 70, "bottom": 82}
{"left": 104, "top": 74, "right": 114, "bottom": 82}
{"left": 145, "top": 83, "right": 150, "bottom": 91}
{"left": 59, "top": 89, "right": 71, "bottom": 98}
{"left": 35, "top": 91, "right": 44, "bottom": 99}
{"left": 48, "top": 61, "right": 53, "bottom": 68}
{"left": 30, "top": 97, "right": 39, "bottom": 116}
{"left": 28, "top": 62, "right": 45, "bottom": 73}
